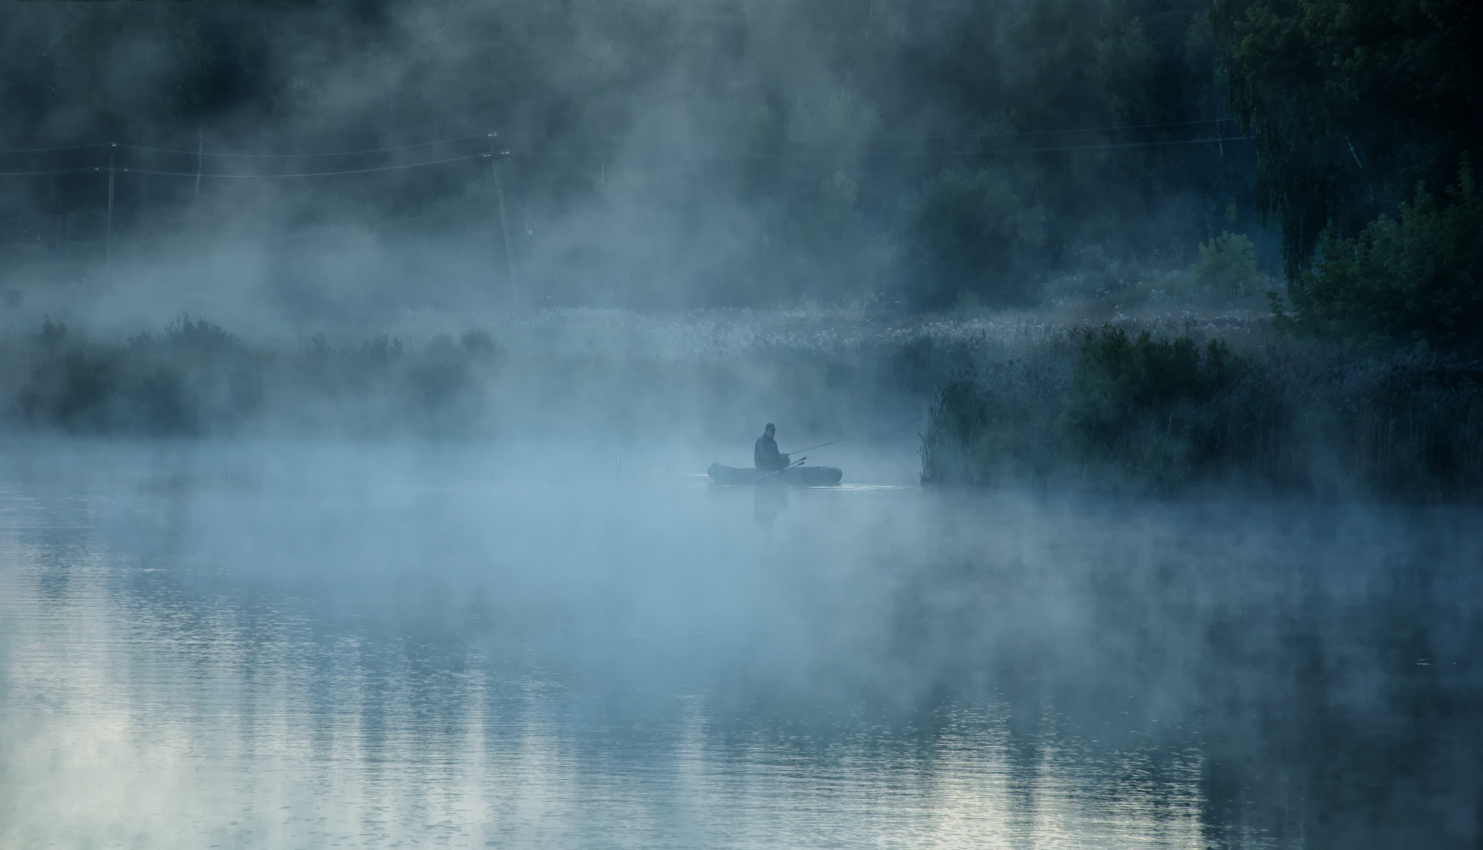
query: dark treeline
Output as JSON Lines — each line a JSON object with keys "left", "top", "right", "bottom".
{"left": 1212, "top": 0, "right": 1482, "bottom": 352}
{"left": 1, "top": 0, "right": 1254, "bottom": 307}
{"left": 0, "top": 0, "right": 1474, "bottom": 333}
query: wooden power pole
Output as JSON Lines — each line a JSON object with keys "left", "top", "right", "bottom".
{"left": 106, "top": 145, "right": 115, "bottom": 284}
{"left": 487, "top": 133, "right": 518, "bottom": 302}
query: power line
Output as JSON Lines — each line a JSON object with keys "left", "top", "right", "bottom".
{"left": 484, "top": 117, "right": 1234, "bottom": 146}
{"left": 869, "top": 134, "right": 1252, "bottom": 158}
{"left": 0, "top": 143, "right": 107, "bottom": 155}
{"left": 0, "top": 154, "right": 488, "bottom": 179}
{"left": 122, "top": 153, "right": 487, "bottom": 178}
{"left": 0, "top": 167, "right": 105, "bottom": 177}
{"left": 0, "top": 137, "right": 486, "bottom": 158}
{"left": 0, "top": 135, "right": 1249, "bottom": 178}
{"left": 906, "top": 117, "right": 1232, "bottom": 142}
{"left": 118, "top": 135, "right": 488, "bottom": 159}
{"left": 0, "top": 119, "right": 1236, "bottom": 159}
{"left": 513, "top": 135, "right": 1252, "bottom": 161}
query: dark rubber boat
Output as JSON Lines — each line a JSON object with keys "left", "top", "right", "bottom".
{"left": 708, "top": 463, "right": 843, "bottom": 486}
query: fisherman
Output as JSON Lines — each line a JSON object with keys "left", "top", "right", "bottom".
{"left": 754, "top": 423, "right": 790, "bottom": 471}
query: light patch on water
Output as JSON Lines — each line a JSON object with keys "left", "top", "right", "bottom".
{"left": 1, "top": 441, "right": 1478, "bottom": 848}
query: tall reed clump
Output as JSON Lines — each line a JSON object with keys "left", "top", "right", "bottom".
{"left": 1065, "top": 328, "right": 1283, "bottom": 485}
{"left": 919, "top": 342, "right": 1072, "bottom": 485}
{"left": 922, "top": 326, "right": 1483, "bottom": 498}
{"left": 1286, "top": 350, "right": 1483, "bottom": 497}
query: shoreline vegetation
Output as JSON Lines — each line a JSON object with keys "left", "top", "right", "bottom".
{"left": 3, "top": 312, "right": 1479, "bottom": 501}
{"left": 0, "top": 312, "right": 952, "bottom": 443}
{"left": 921, "top": 325, "right": 1483, "bottom": 500}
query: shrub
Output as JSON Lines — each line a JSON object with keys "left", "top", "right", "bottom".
{"left": 1067, "top": 327, "right": 1276, "bottom": 482}
{"left": 921, "top": 325, "right": 1483, "bottom": 496}
{"left": 1192, "top": 231, "right": 1261, "bottom": 295}
{"left": 1281, "top": 161, "right": 1483, "bottom": 353}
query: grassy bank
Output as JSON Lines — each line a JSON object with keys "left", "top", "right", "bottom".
{"left": 921, "top": 326, "right": 1483, "bottom": 499}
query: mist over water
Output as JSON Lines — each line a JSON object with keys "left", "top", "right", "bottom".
{"left": 2, "top": 440, "right": 1478, "bottom": 848}
{"left": 3, "top": 1, "right": 1480, "bottom": 846}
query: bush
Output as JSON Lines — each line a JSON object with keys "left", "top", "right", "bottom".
{"left": 921, "top": 325, "right": 1483, "bottom": 497}
{"left": 1067, "top": 327, "right": 1276, "bottom": 482}
{"left": 1281, "top": 161, "right": 1483, "bottom": 352}
{"left": 1192, "top": 231, "right": 1261, "bottom": 295}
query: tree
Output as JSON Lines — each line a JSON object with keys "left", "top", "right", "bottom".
{"left": 1210, "top": 0, "right": 1483, "bottom": 277}
{"left": 1284, "top": 161, "right": 1483, "bottom": 352}
{"left": 899, "top": 166, "right": 1044, "bottom": 308}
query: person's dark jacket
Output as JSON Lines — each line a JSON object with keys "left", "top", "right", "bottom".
{"left": 754, "top": 434, "right": 789, "bottom": 471}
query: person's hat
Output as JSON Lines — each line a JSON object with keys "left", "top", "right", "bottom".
{"left": 765, "top": 423, "right": 775, "bottom": 430}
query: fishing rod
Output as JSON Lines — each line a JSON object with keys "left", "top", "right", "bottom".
{"left": 785, "top": 439, "right": 843, "bottom": 455}
{"left": 756, "top": 457, "right": 807, "bottom": 480}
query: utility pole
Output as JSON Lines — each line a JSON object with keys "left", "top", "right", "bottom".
{"left": 106, "top": 144, "right": 115, "bottom": 284}
{"left": 487, "top": 133, "right": 518, "bottom": 302}
{"left": 48, "top": 173, "right": 60, "bottom": 254}
{"left": 195, "top": 127, "right": 203, "bottom": 199}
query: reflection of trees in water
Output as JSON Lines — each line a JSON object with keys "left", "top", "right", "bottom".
{"left": 882, "top": 498, "right": 1483, "bottom": 848}
{"left": 5, "top": 473, "right": 1480, "bottom": 848}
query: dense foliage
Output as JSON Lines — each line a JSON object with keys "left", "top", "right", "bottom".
{"left": 922, "top": 326, "right": 1483, "bottom": 497}
{"left": 1192, "top": 231, "right": 1260, "bottom": 295}
{"left": 1211, "top": 0, "right": 1482, "bottom": 349}
{"left": 1284, "top": 163, "right": 1483, "bottom": 352}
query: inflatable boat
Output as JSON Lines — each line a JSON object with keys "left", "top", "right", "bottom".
{"left": 707, "top": 463, "right": 843, "bottom": 486}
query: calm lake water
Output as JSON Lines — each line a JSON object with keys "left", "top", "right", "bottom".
{"left": 2, "top": 441, "right": 1479, "bottom": 849}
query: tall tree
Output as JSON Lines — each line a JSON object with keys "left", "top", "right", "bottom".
{"left": 1210, "top": 0, "right": 1483, "bottom": 277}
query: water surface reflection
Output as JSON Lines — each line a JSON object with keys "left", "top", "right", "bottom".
{"left": 0, "top": 442, "right": 1477, "bottom": 848}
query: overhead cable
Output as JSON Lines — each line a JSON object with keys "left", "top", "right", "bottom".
{"left": 513, "top": 135, "right": 1252, "bottom": 161}
{"left": 0, "top": 167, "right": 108, "bottom": 177}
{"left": 0, "top": 143, "right": 108, "bottom": 155}
{"left": 0, "top": 136, "right": 1248, "bottom": 177}
{"left": 875, "top": 134, "right": 1252, "bottom": 157}
{"left": 119, "top": 135, "right": 489, "bottom": 159}
{"left": 0, "top": 137, "right": 486, "bottom": 158}
{"left": 0, "top": 118, "right": 1236, "bottom": 158}
{"left": 880, "top": 118, "right": 1233, "bottom": 143}
{"left": 120, "top": 153, "right": 487, "bottom": 178}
